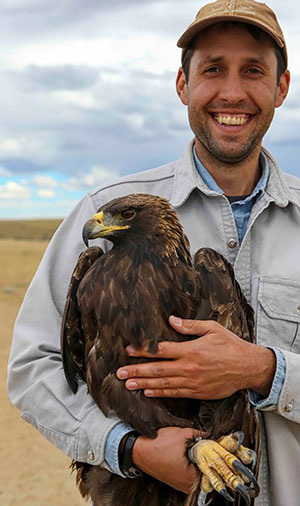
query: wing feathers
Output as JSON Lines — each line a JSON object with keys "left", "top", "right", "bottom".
{"left": 61, "top": 246, "right": 104, "bottom": 393}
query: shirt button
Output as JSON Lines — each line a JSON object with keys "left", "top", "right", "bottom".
{"left": 228, "top": 239, "right": 237, "bottom": 249}
{"left": 284, "top": 400, "right": 294, "bottom": 413}
{"left": 297, "top": 306, "right": 300, "bottom": 315}
{"left": 87, "top": 450, "right": 95, "bottom": 461}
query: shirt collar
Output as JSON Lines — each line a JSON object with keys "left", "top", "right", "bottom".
{"left": 170, "top": 140, "right": 290, "bottom": 209}
{"left": 193, "top": 144, "right": 269, "bottom": 201}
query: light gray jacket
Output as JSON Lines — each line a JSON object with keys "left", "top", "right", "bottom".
{"left": 7, "top": 141, "right": 300, "bottom": 506}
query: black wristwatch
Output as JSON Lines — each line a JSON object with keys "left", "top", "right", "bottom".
{"left": 119, "top": 431, "right": 143, "bottom": 478}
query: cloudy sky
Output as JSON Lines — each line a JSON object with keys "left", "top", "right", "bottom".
{"left": 1, "top": 0, "right": 299, "bottom": 218}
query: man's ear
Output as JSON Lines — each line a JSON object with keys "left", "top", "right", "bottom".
{"left": 176, "top": 67, "right": 188, "bottom": 105}
{"left": 275, "top": 69, "right": 290, "bottom": 108}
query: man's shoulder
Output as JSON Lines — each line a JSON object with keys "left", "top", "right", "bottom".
{"left": 87, "top": 161, "right": 177, "bottom": 209}
{"left": 282, "top": 171, "right": 300, "bottom": 207}
{"left": 283, "top": 171, "right": 300, "bottom": 192}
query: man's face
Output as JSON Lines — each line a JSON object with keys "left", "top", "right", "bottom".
{"left": 177, "top": 23, "right": 289, "bottom": 165}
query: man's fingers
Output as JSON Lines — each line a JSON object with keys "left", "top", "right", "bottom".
{"left": 169, "top": 315, "right": 216, "bottom": 335}
{"left": 144, "top": 387, "right": 193, "bottom": 398}
{"left": 126, "top": 340, "right": 184, "bottom": 359}
{"left": 117, "top": 359, "right": 183, "bottom": 380}
{"left": 124, "top": 375, "right": 190, "bottom": 391}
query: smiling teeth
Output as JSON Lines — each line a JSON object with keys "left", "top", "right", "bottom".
{"left": 215, "top": 115, "right": 249, "bottom": 126}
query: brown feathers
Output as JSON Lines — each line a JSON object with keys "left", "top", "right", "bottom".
{"left": 61, "top": 193, "right": 259, "bottom": 506}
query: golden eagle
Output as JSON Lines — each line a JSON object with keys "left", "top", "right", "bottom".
{"left": 61, "top": 193, "right": 259, "bottom": 506}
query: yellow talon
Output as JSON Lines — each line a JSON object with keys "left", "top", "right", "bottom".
{"left": 236, "top": 446, "right": 257, "bottom": 466}
{"left": 218, "top": 432, "right": 243, "bottom": 453}
{"left": 189, "top": 435, "right": 259, "bottom": 504}
{"left": 200, "top": 475, "right": 213, "bottom": 494}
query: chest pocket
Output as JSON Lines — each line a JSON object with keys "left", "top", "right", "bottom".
{"left": 257, "top": 278, "right": 300, "bottom": 353}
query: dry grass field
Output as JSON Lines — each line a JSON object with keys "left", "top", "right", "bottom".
{"left": 0, "top": 220, "right": 86, "bottom": 505}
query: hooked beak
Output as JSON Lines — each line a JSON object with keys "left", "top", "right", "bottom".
{"left": 82, "top": 211, "right": 105, "bottom": 247}
{"left": 82, "top": 211, "right": 129, "bottom": 247}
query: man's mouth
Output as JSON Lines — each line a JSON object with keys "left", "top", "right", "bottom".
{"left": 211, "top": 113, "right": 253, "bottom": 126}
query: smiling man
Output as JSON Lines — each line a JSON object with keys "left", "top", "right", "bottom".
{"left": 7, "top": 1, "right": 300, "bottom": 506}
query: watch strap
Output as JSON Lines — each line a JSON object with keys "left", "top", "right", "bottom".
{"left": 120, "top": 431, "right": 143, "bottom": 478}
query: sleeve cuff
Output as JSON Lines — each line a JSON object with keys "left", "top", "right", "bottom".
{"left": 104, "top": 422, "right": 134, "bottom": 477}
{"left": 249, "top": 347, "right": 286, "bottom": 410}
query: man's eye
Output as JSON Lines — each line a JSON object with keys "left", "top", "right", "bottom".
{"left": 246, "top": 68, "right": 263, "bottom": 75}
{"left": 204, "top": 66, "right": 221, "bottom": 74}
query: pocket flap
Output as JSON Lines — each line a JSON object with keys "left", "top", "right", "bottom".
{"left": 258, "top": 278, "right": 300, "bottom": 323}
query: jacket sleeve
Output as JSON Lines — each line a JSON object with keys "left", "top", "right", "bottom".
{"left": 7, "top": 194, "right": 120, "bottom": 466}
{"left": 275, "top": 348, "right": 300, "bottom": 422}
{"left": 255, "top": 348, "right": 300, "bottom": 423}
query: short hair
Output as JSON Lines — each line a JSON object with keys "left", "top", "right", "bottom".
{"left": 181, "top": 22, "right": 287, "bottom": 85}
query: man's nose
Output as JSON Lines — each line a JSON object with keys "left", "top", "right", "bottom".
{"left": 218, "top": 73, "right": 248, "bottom": 103}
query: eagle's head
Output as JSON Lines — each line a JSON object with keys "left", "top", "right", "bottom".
{"left": 82, "top": 193, "right": 191, "bottom": 263}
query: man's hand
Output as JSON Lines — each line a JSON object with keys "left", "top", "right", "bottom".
{"left": 132, "top": 427, "right": 200, "bottom": 493}
{"left": 117, "top": 316, "right": 276, "bottom": 399}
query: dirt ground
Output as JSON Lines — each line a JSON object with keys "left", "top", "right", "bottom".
{"left": 0, "top": 238, "right": 86, "bottom": 505}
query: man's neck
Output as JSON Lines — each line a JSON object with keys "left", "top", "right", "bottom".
{"left": 194, "top": 141, "right": 262, "bottom": 196}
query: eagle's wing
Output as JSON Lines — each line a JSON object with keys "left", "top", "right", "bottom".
{"left": 61, "top": 246, "right": 104, "bottom": 393}
{"left": 186, "top": 248, "right": 260, "bottom": 505}
{"left": 194, "top": 247, "right": 254, "bottom": 342}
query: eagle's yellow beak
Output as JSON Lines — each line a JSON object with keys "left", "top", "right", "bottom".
{"left": 82, "top": 211, "right": 129, "bottom": 247}
{"left": 92, "top": 211, "right": 105, "bottom": 226}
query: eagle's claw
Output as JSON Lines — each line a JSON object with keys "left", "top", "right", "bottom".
{"left": 232, "top": 459, "right": 259, "bottom": 495}
{"left": 219, "top": 488, "right": 235, "bottom": 502}
{"left": 189, "top": 433, "right": 259, "bottom": 503}
{"left": 236, "top": 483, "right": 251, "bottom": 506}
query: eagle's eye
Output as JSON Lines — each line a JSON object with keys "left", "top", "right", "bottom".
{"left": 120, "top": 208, "right": 136, "bottom": 220}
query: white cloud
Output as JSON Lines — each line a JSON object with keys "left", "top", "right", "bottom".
{"left": 0, "top": 138, "right": 21, "bottom": 156}
{"left": 32, "top": 174, "right": 58, "bottom": 188}
{"left": 55, "top": 90, "right": 99, "bottom": 109}
{"left": 64, "top": 165, "right": 119, "bottom": 191}
{"left": 11, "top": 35, "right": 178, "bottom": 74}
{"left": 120, "top": 113, "right": 145, "bottom": 130}
{"left": 37, "top": 188, "right": 55, "bottom": 198}
{"left": 0, "top": 180, "right": 31, "bottom": 200}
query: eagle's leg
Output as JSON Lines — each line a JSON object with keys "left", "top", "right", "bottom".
{"left": 188, "top": 433, "right": 259, "bottom": 506}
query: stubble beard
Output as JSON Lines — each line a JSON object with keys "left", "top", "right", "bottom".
{"left": 189, "top": 107, "right": 275, "bottom": 166}
{"left": 197, "top": 129, "right": 260, "bottom": 164}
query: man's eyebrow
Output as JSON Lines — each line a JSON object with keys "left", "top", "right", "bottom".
{"left": 201, "top": 56, "right": 224, "bottom": 64}
{"left": 244, "top": 57, "right": 269, "bottom": 65}
{"left": 198, "top": 55, "right": 270, "bottom": 67}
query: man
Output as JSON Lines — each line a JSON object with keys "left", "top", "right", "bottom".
{"left": 7, "top": 1, "right": 300, "bottom": 505}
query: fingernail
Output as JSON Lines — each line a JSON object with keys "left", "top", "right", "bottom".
{"left": 171, "top": 316, "right": 182, "bottom": 325}
{"left": 126, "top": 345, "right": 135, "bottom": 355}
{"left": 117, "top": 369, "right": 128, "bottom": 379}
{"left": 127, "top": 381, "right": 138, "bottom": 389}
{"left": 144, "top": 390, "right": 154, "bottom": 396}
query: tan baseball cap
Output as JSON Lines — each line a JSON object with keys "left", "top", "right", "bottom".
{"left": 177, "top": 0, "right": 287, "bottom": 65}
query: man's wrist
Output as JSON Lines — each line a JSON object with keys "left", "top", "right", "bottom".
{"left": 119, "top": 431, "right": 143, "bottom": 478}
{"left": 104, "top": 423, "right": 134, "bottom": 477}
{"left": 249, "top": 347, "right": 286, "bottom": 409}
{"left": 249, "top": 345, "right": 276, "bottom": 397}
